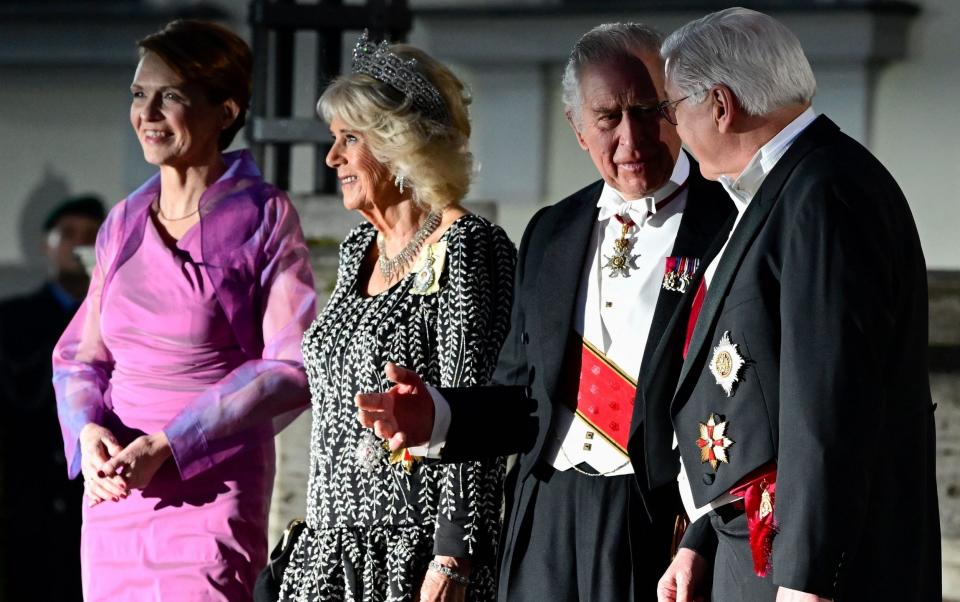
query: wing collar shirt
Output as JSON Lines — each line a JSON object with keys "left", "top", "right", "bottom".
{"left": 677, "top": 107, "right": 817, "bottom": 522}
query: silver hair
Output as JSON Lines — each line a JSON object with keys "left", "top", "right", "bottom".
{"left": 561, "top": 22, "right": 664, "bottom": 125}
{"left": 661, "top": 7, "right": 816, "bottom": 116}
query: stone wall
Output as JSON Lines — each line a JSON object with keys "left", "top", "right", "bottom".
{"left": 930, "top": 270, "right": 960, "bottom": 599}
{"left": 932, "top": 271, "right": 960, "bottom": 534}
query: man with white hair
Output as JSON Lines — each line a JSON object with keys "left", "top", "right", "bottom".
{"left": 355, "top": 22, "right": 733, "bottom": 601}
{"left": 649, "top": 8, "right": 940, "bottom": 602}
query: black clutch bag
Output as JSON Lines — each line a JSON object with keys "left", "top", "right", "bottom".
{"left": 253, "top": 518, "right": 306, "bottom": 602}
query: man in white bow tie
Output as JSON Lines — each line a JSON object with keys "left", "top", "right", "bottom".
{"left": 356, "top": 22, "right": 733, "bottom": 601}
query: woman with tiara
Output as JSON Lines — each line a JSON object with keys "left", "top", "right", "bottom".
{"left": 277, "top": 33, "right": 515, "bottom": 602}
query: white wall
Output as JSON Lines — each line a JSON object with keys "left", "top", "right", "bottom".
{"left": 543, "top": 64, "right": 601, "bottom": 205}
{"left": 0, "top": 66, "right": 148, "bottom": 266}
{"left": 872, "top": 0, "right": 960, "bottom": 270}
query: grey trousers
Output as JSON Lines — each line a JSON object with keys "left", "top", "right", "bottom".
{"left": 709, "top": 508, "right": 779, "bottom": 601}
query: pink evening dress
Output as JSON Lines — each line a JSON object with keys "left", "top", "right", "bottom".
{"left": 53, "top": 150, "right": 316, "bottom": 601}
{"left": 83, "top": 215, "right": 266, "bottom": 599}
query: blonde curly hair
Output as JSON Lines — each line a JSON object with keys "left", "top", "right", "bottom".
{"left": 318, "top": 44, "right": 473, "bottom": 211}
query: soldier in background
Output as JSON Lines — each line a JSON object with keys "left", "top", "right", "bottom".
{"left": 0, "top": 195, "right": 105, "bottom": 601}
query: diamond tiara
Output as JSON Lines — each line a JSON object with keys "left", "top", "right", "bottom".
{"left": 351, "top": 30, "right": 450, "bottom": 125}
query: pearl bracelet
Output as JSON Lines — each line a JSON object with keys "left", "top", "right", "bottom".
{"left": 427, "top": 560, "right": 470, "bottom": 586}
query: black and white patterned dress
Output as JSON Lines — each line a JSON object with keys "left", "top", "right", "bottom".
{"left": 279, "top": 214, "right": 516, "bottom": 602}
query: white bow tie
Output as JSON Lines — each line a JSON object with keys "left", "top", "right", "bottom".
{"left": 597, "top": 195, "right": 658, "bottom": 225}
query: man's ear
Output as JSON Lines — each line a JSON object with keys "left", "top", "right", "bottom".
{"left": 42, "top": 229, "right": 59, "bottom": 263}
{"left": 712, "top": 85, "right": 738, "bottom": 134}
{"left": 221, "top": 99, "right": 241, "bottom": 130}
{"left": 566, "top": 109, "right": 589, "bottom": 152}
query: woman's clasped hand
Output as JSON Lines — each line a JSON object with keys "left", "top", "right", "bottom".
{"left": 80, "top": 424, "right": 174, "bottom": 505}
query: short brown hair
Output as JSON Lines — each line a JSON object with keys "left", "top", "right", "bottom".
{"left": 138, "top": 20, "right": 253, "bottom": 150}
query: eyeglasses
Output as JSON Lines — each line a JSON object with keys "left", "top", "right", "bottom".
{"left": 658, "top": 87, "right": 712, "bottom": 125}
{"left": 598, "top": 91, "right": 704, "bottom": 126}
{"left": 657, "top": 96, "right": 691, "bottom": 126}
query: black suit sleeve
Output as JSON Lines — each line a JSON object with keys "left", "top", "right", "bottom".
{"left": 437, "top": 209, "right": 547, "bottom": 462}
{"left": 771, "top": 170, "right": 894, "bottom": 594}
{"left": 678, "top": 514, "right": 718, "bottom": 565}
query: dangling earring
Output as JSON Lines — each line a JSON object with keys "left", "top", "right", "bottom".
{"left": 394, "top": 174, "right": 405, "bottom": 194}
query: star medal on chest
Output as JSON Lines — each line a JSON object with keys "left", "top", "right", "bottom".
{"left": 696, "top": 413, "right": 734, "bottom": 471}
{"left": 709, "top": 331, "right": 746, "bottom": 397}
{"left": 603, "top": 217, "right": 637, "bottom": 278}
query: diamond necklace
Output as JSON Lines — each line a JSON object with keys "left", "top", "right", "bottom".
{"left": 376, "top": 210, "right": 442, "bottom": 280}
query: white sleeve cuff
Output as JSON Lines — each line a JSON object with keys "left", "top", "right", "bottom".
{"left": 406, "top": 384, "right": 452, "bottom": 459}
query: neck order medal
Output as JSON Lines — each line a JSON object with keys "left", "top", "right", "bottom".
{"left": 603, "top": 217, "right": 637, "bottom": 277}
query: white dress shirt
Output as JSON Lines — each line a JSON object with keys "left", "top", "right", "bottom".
{"left": 676, "top": 107, "right": 817, "bottom": 522}
{"left": 544, "top": 153, "right": 690, "bottom": 476}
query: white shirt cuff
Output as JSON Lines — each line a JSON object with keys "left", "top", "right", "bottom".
{"left": 406, "top": 384, "right": 451, "bottom": 459}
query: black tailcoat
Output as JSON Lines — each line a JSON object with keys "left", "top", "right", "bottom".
{"left": 438, "top": 156, "right": 733, "bottom": 599}
{"left": 639, "top": 116, "right": 940, "bottom": 600}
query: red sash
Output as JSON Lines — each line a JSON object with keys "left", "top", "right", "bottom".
{"left": 574, "top": 338, "right": 637, "bottom": 453}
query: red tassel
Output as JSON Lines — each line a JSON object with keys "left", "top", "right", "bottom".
{"left": 730, "top": 464, "right": 778, "bottom": 577}
{"left": 742, "top": 479, "right": 777, "bottom": 577}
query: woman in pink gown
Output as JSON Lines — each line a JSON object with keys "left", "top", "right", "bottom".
{"left": 52, "top": 21, "right": 316, "bottom": 601}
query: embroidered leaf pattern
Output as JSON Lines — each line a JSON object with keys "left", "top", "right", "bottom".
{"left": 277, "top": 216, "right": 515, "bottom": 601}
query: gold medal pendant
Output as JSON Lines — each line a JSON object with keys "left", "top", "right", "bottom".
{"left": 603, "top": 219, "right": 636, "bottom": 278}
{"left": 758, "top": 484, "right": 774, "bottom": 519}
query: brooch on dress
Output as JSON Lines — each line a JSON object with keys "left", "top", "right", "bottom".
{"left": 355, "top": 430, "right": 385, "bottom": 473}
{"left": 410, "top": 241, "right": 447, "bottom": 295}
{"left": 355, "top": 430, "right": 422, "bottom": 474}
